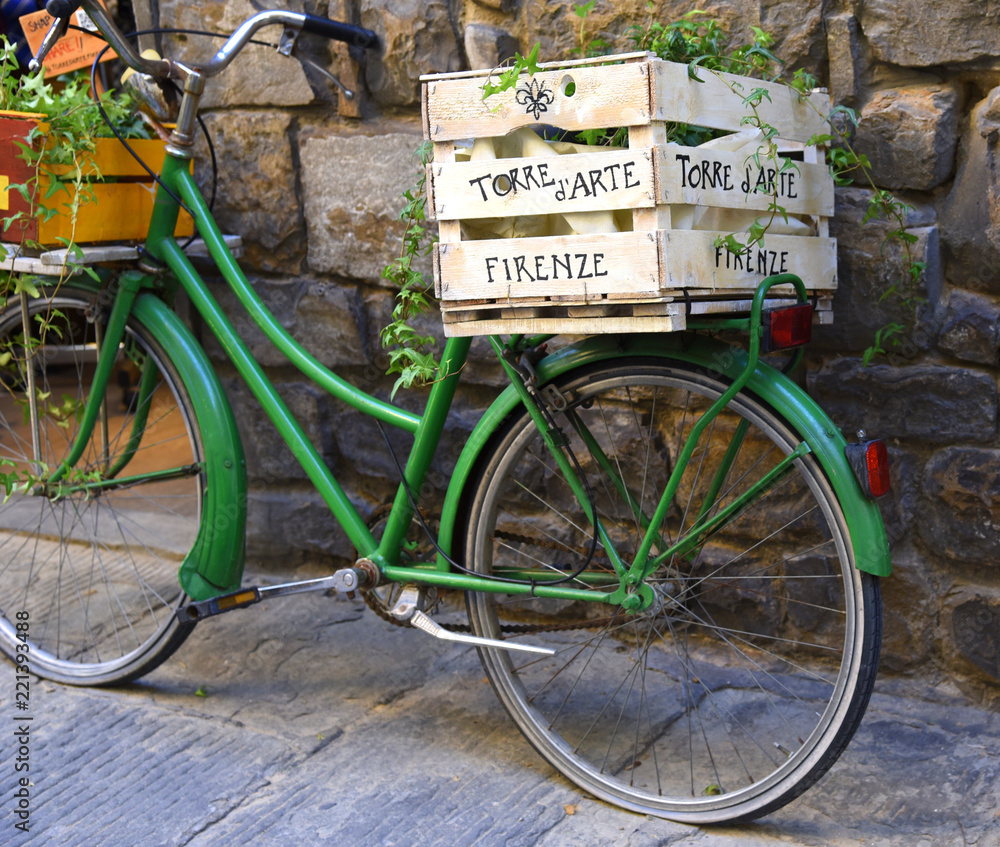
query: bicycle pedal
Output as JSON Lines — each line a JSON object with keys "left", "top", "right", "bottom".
{"left": 177, "top": 587, "right": 262, "bottom": 622}
{"left": 177, "top": 569, "right": 368, "bottom": 623}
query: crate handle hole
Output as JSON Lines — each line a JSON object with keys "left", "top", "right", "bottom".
{"left": 560, "top": 75, "right": 576, "bottom": 97}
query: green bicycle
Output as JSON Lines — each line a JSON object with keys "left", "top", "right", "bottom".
{"left": 0, "top": 0, "right": 890, "bottom": 824}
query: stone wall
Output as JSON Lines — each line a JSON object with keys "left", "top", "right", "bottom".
{"left": 149, "top": 0, "right": 1000, "bottom": 701}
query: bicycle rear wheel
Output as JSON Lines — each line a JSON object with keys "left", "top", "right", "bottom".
{"left": 463, "top": 359, "right": 881, "bottom": 823}
{"left": 0, "top": 288, "right": 202, "bottom": 685}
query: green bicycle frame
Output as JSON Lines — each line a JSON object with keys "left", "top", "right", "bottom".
{"left": 46, "top": 147, "right": 889, "bottom": 606}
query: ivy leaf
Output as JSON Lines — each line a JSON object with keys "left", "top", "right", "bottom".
{"left": 19, "top": 71, "right": 54, "bottom": 110}
{"left": 13, "top": 276, "right": 39, "bottom": 298}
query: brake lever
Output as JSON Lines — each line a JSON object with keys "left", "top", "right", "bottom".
{"left": 28, "top": 14, "right": 71, "bottom": 72}
{"left": 292, "top": 47, "right": 355, "bottom": 101}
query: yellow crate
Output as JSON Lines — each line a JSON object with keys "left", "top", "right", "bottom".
{"left": 421, "top": 52, "right": 836, "bottom": 336}
{"left": 0, "top": 111, "right": 194, "bottom": 246}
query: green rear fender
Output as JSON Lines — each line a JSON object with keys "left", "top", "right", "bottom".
{"left": 437, "top": 333, "right": 891, "bottom": 578}
{"left": 131, "top": 293, "right": 248, "bottom": 600}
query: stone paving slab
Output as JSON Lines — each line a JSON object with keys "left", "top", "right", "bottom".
{"left": 2, "top": 583, "right": 998, "bottom": 847}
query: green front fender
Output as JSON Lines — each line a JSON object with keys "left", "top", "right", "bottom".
{"left": 437, "top": 333, "right": 891, "bottom": 578}
{"left": 130, "top": 293, "right": 248, "bottom": 600}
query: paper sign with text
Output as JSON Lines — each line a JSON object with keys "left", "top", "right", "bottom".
{"left": 21, "top": 4, "right": 114, "bottom": 76}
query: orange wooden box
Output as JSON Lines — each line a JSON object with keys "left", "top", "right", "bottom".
{"left": 0, "top": 112, "right": 194, "bottom": 245}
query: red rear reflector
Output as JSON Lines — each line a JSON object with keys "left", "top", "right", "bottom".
{"left": 762, "top": 303, "right": 813, "bottom": 352}
{"left": 845, "top": 439, "right": 891, "bottom": 499}
{"left": 865, "top": 440, "right": 891, "bottom": 498}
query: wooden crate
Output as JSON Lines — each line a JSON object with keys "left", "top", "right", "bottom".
{"left": 421, "top": 52, "right": 836, "bottom": 336}
{"left": 0, "top": 112, "right": 194, "bottom": 245}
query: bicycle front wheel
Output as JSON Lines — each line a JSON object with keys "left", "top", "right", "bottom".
{"left": 0, "top": 288, "right": 203, "bottom": 685}
{"left": 464, "top": 359, "right": 881, "bottom": 823}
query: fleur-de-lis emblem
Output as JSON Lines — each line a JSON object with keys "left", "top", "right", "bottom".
{"left": 515, "top": 78, "right": 554, "bottom": 120}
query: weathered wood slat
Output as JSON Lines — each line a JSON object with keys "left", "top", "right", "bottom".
{"left": 662, "top": 230, "right": 837, "bottom": 290}
{"left": 440, "top": 294, "right": 678, "bottom": 312}
{"left": 425, "top": 62, "right": 654, "bottom": 142}
{"left": 657, "top": 145, "right": 834, "bottom": 215}
{"left": 441, "top": 313, "right": 685, "bottom": 337}
{"left": 419, "top": 51, "right": 653, "bottom": 82}
{"left": 430, "top": 148, "right": 656, "bottom": 220}
{"left": 435, "top": 231, "right": 663, "bottom": 301}
{"left": 652, "top": 62, "right": 830, "bottom": 143}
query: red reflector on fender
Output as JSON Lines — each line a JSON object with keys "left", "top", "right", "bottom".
{"left": 865, "top": 440, "right": 891, "bottom": 498}
{"left": 762, "top": 303, "right": 813, "bottom": 352}
{"left": 845, "top": 439, "right": 891, "bottom": 499}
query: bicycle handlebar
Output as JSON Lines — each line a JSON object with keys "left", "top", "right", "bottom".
{"left": 45, "top": 0, "right": 80, "bottom": 17}
{"left": 36, "top": 0, "right": 378, "bottom": 79}
{"left": 300, "top": 15, "right": 377, "bottom": 48}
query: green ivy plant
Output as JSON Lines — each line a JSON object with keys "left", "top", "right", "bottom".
{"left": 0, "top": 36, "right": 151, "bottom": 499}
{"left": 379, "top": 140, "right": 443, "bottom": 397}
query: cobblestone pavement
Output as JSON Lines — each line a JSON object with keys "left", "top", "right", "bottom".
{"left": 3, "top": 573, "right": 998, "bottom": 847}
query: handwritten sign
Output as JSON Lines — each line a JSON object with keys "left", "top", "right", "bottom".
{"left": 22, "top": 2, "right": 114, "bottom": 77}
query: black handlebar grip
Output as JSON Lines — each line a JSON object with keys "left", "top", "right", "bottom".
{"left": 301, "top": 15, "right": 378, "bottom": 50}
{"left": 45, "top": 0, "right": 83, "bottom": 18}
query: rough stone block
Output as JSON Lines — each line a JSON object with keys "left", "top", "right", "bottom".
{"left": 361, "top": 0, "right": 462, "bottom": 107}
{"left": 194, "top": 111, "right": 304, "bottom": 272}
{"left": 878, "top": 446, "right": 919, "bottom": 548}
{"left": 471, "top": 0, "right": 520, "bottom": 12}
{"left": 202, "top": 277, "right": 368, "bottom": 369}
{"left": 244, "top": 487, "right": 358, "bottom": 569}
{"left": 852, "top": 85, "right": 961, "bottom": 191}
{"left": 949, "top": 591, "right": 1000, "bottom": 683}
{"left": 515, "top": 0, "right": 826, "bottom": 80}
{"left": 159, "top": 0, "right": 314, "bottom": 108}
{"left": 879, "top": 551, "right": 939, "bottom": 674}
{"left": 979, "top": 87, "right": 1000, "bottom": 136}
{"left": 807, "top": 359, "right": 997, "bottom": 443}
{"left": 223, "top": 378, "right": 338, "bottom": 485}
{"left": 817, "top": 189, "right": 939, "bottom": 355}
{"left": 755, "top": 0, "right": 827, "bottom": 75}
{"left": 300, "top": 129, "right": 429, "bottom": 283}
{"left": 825, "top": 13, "right": 864, "bottom": 106}
{"left": 327, "top": 392, "right": 476, "bottom": 501}
{"left": 464, "top": 23, "right": 520, "bottom": 70}
{"left": 920, "top": 447, "right": 1000, "bottom": 566}
{"left": 941, "top": 92, "right": 1000, "bottom": 294}
{"left": 295, "top": 282, "right": 371, "bottom": 368}
{"left": 202, "top": 277, "right": 307, "bottom": 368}
{"left": 936, "top": 289, "right": 1000, "bottom": 366}
{"left": 858, "top": 0, "right": 1000, "bottom": 68}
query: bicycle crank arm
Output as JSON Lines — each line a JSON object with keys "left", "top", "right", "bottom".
{"left": 177, "top": 568, "right": 367, "bottom": 622}
{"left": 389, "top": 586, "right": 554, "bottom": 656}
